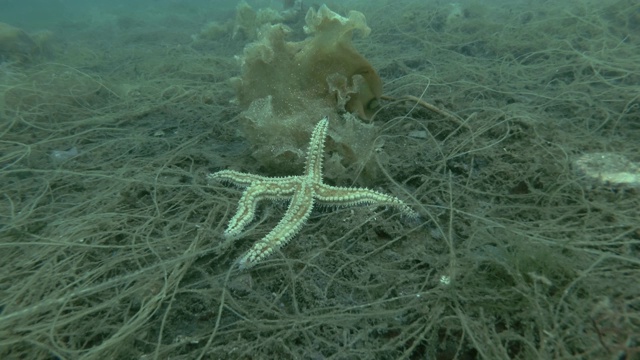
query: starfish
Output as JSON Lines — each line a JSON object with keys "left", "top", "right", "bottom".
{"left": 208, "top": 117, "right": 418, "bottom": 269}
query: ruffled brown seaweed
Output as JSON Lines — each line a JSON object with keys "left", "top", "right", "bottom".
{"left": 231, "top": 5, "right": 383, "bottom": 181}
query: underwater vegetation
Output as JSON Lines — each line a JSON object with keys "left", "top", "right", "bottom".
{"left": 0, "top": 22, "right": 53, "bottom": 63}
{"left": 0, "top": 0, "right": 638, "bottom": 358}
{"left": 229, "top": 4, "right": 384, "bottom": 182}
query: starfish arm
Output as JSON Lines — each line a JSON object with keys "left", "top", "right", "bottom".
{"left": 238, "top": 183, "right": 314, "bottom": 269}
{"left": 224, "top": 180, "right": 299, "bottom": 237}
{"left": 315, "top": 184, "right": 418, "bottom": 218}
{"left": 304, "top": 117, "right": 329, "bottom": 182}
{"left": 208, "top": 170, "right": 276, "bottom": 187}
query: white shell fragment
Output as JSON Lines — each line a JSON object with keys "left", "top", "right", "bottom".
{"left": 573, "top": 152, "right": 640, "bottom": 187}
{"left": 50, "top": 147, "right": 79, "bottom": 163}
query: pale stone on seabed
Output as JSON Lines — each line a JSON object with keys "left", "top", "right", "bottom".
{"left": 574, "top": 152, "right": 640, "bottom": 188}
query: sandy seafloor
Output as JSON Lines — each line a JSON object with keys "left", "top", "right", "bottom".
{"left": 1, "top": 1, "right": 639, "bottom": 359}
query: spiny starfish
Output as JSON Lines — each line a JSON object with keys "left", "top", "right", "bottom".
{"left": 208, "top": 117, "right": 418, "bottom": 269}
